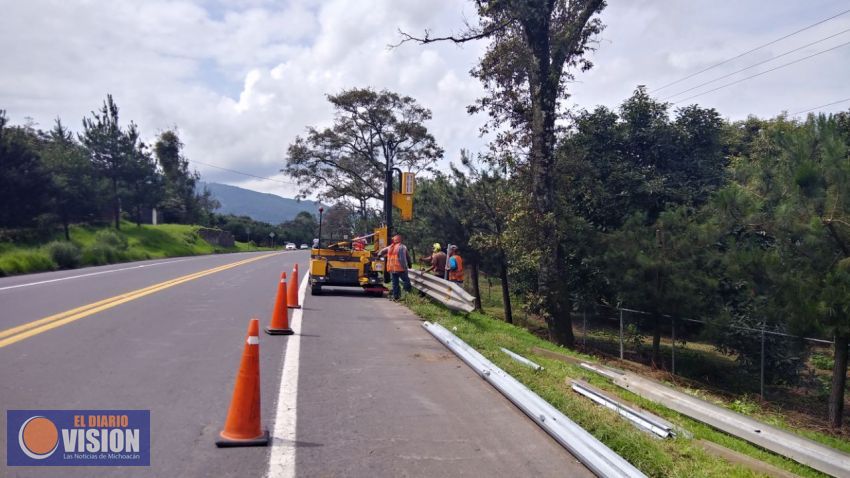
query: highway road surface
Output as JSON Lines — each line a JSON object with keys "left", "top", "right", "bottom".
{"left": 0, "top": 250, "right": 591, "bottom": 477}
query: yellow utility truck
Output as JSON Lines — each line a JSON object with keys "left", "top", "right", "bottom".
{"left": 309, "top": 171, "right": 414, "bottom": 296}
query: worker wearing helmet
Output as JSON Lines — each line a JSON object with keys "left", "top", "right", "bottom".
{"left": 421, "top": 243, "right": 447, "bottom": 277}
{"left": 446, "top": 245, "right": 464, "bottom": 285}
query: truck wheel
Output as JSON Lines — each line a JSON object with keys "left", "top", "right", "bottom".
{"left": 310, "top": 284, "right": 322, "bottom": 296}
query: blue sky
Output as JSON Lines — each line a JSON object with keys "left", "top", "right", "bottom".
{"left": 1, "top": 0, "right": 848, "bottom": 198}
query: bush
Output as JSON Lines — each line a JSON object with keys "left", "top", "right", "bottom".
{"left": 82, "top": 243, "right": 120, "bottom": 266}
{"left": 94, "top": 229, "right": 128, "bottom": 250}
{"left": 46, "top": 241, "right": 81, "bottom": 269}
{"left": 811, "top": 353, "right": 834, "bottom": 371}
{"left": 0, "top": 250, "right": 56, "bottom": 275}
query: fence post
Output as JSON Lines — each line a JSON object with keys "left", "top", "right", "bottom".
{"left": 619, "top": 308, "right": 624, "bottom": 360}
{"left": 671, "top": 316, "right": 676, "bottom": 376}
{"left": 760, "top": 323, "right": 766, "bottom": 400}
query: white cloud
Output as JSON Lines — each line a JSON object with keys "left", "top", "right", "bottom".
{"left": 2, "top": 0, "right": 849, "bottom": 198}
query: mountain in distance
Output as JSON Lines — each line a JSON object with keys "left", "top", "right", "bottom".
{"left": 200, "top": 182, "right": 320, "bottom": 224}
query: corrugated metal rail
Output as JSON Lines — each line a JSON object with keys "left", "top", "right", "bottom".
{"left": 422, "top": 321, "right": 647, "bottom": 478}
{"left": 408, "top": 270, "right": 476, "bottom": 313}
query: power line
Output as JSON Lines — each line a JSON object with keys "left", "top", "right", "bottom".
{"left": 189, "top": 159, "right": 300, "bottom": 186}
{"left": 672, "top": 39, "right": 850, "bottom": 105}
{"left": 790, "top": 97, "right": 850, "bottom": 116}
{"left": 664, "top": 27, "right": 850, "bottom": 100}
{"left": 651, "top": 8, "right": 850, "bottom": 93}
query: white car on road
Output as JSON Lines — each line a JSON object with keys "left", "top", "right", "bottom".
{"left": 285, "top": 243, "right": 296, "bottom": 250}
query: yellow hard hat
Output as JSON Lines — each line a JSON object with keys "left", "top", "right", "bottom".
{"left": 433, "top": 243, "right": 441, "bottom": 251}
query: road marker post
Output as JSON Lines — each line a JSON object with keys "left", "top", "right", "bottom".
{"left": 216, "top": 318, "right": 269, "bottom": 447}
{"left": 287, "top": 264, "right": 301, "bottom": 309}
{"left": 266, "top": 272, "right": 294, "bottom": 335}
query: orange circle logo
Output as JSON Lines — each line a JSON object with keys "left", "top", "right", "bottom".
{"left": 18, "top": 416, "right": 59, "bottom": 459}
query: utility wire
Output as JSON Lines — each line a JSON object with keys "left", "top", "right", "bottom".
{"left": 189, "top": 159, "right": 300, "bottom": 186}
{"left": 672, "top": 39, "right": 850, "bottom": 105}
{"left": 664, "top": 27, "right": 850, "bottom": 100}
{"left": 790, "top": 97, "right": 850, "bottom": 116}
{"left": 651, "top": 8, "right": 850, "bottom": 93}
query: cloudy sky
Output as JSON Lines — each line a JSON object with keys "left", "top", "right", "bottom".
{"left": 2, "top": 0, "right": 848, "bottom": 198}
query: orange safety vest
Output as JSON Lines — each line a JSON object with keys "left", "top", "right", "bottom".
{"left": 448, "top": 254, "right": 464, "bottom": 282}
{"left": 386, "top": 243, "right": 404, "bottom": 272}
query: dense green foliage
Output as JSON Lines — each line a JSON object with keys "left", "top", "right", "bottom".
{"left": 0, "top": 98, "right": 214, "bottom": 234}
{"left": 403, "top": 86, "right": 850, "bottom": 428}
{"left": 0, "top": 97, "right": 318, "bottom": 254}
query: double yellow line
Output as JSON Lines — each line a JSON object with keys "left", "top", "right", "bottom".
{"left": 0, "top": 253, "right": 277, "bottom": 349}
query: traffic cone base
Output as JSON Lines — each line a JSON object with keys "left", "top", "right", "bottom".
{"left": 215, "top": 429, "right": 269, "bottom": 447}
{"left": 264, "top": 325, "right": 294, "bottom": 335}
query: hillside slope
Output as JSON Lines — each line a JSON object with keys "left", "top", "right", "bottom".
{"left": 201, "top": 182, "right": 319, "bottom": 224}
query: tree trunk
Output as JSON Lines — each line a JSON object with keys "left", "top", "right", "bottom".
{"left": 829, "top": 334, "right": 848, "bottom": 428}
{"left": 112, "top": 178, "right": 120, "bottom": 230}
{"left": 62, "top": 214, "right": 70, "bottom": 241}
{"left": 499, "top": 256, "right": 513, "bottom": 324}
{"left": 651, "top": 314, "right": 662, "bottom": 369}
{"left": 529, "top": 60, "right": 574, "bottom": 347}
{"left": 469, "top": 261, "right": 482, "bottom": 311}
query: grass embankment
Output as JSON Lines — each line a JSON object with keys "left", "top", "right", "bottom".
{"left": 402, "top": 293, "right": 845, "bottom": 478}
{"left": 0, "top": 222, "right": 264, "bottom": 276}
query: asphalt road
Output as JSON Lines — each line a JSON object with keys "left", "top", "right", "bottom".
{"left": 0, "top": 251, "right": 591, "bottom": 477}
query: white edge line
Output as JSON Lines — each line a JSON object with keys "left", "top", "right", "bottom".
{"left": 0, "top": 257, "right": 196, "bottom": 292}
{"left": 267, "top": 268, "right": 308, "bottom": 478}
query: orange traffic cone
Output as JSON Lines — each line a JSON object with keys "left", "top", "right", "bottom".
{"left": 216, "top": 318, "right": 269, "bottom": 447}
{"left": 265, "top": 272, "right": 293, "bottom": 335}
{"left": 287, "top": 263, "right": 301, "bottom": 309}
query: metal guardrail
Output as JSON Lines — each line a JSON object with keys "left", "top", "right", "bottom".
{"left": 408, "top": 270, "right": 476, "bottom": 313}
{"left": 422, "top": 321, "right": 647, "bottom": 478}
{"left": 581, "top": 364, "right": 850, "bottom": 477}
{"left": 571, "top": 380, "right": 675, "bottom": 439}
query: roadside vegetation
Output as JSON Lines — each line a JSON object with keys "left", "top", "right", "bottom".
{"left": 0, "top": 222, "right": 263, "bottom": 276}
{"left": 1, "top": 94, "right": 319, "bottom": 276}
{"left": 403, "top": 294, "right": 839, "bottom": 478}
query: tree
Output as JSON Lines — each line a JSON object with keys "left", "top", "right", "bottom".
{"left": 41, "top": 119, "right": 99, "bottom": 239}
{"left": 721, "top": 114, "right": 850, "bottom": 427}
{"left": 122, "top": 124, "right": 164, "bottom": 227}
{"left": 401, "top": 0, "right": 607, "bottom": 346}
{"left": 154, "top": 130, "right": 202, "bottom": 224}
{"left": 322, "top": 203, "right": 358, "bottom": 240}
{"left": 0, "top": 111, "right": 52, "bottom": 228}
{"left": 280, "top": 211, "right": 318, "bottom": 245}
{"left": 456, "top": 153, "right": 515, "bottom": 319}
{"left": 284, "top": 88, "right": 443, "bottom": 231}
{"left": 80, "top": 95, "right": 133, "bottom": 230}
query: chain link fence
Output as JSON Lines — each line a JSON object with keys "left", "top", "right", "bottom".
{"left": 573, "top": 303, "right": 839, "bottom": 417}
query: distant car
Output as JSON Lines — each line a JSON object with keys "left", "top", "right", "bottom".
{"left": 299, "top": 244, "right": 309, "bottom": 249}
{"left": 285, "top": 243, "right": 296, "bottom": 250}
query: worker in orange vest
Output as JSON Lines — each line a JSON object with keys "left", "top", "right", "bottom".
{"left": 446, "top": 245, "right": 464, "bottom": 285}
{"left": 378, "top": 234, "right": 412, "bottom": 301}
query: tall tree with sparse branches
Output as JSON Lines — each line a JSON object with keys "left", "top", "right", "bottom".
{"left": 284, "top": 88, "right": 443, "bottom": 230}
{"left": 399, "top": 0, "right": 606, "bottom": 346}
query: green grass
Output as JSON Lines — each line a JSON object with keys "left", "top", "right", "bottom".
{"left": 0, "top": 222, "right": 264, "bottom": 276}
{"left": 402, "top": 293, "right": 838, "bottom": 478}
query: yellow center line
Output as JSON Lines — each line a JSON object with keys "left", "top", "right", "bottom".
{"left": 0, "top": 253, "right": 278, "bottom": 349}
